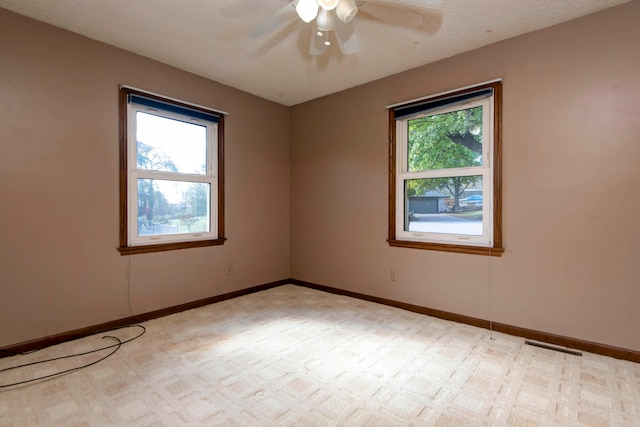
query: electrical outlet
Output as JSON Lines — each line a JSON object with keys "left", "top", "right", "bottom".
{"left": 390, "top": 269, "right": 398, "bottom": 281}
{"left": 226, "top": 264, "right": 233, "bottom": 276}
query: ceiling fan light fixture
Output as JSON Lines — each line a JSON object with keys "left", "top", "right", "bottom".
{"left": 336, "top": 0, "right": 358, "bottom": 23}
{"left": 296, "top": 0, "right": 319, "bottom": 23}
{"left": 316, "top": 8, "right": 336, "bottom": 31}
{"left": 317, "top": 0, "right": 339, "bottom": 11}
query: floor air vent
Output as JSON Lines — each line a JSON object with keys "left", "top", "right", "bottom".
{"left": 525, "top": 340, "right": 583, "bottom": 356}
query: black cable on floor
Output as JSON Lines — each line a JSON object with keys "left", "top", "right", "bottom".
{"left": 0, "top": 324, "right": 145, "bottom": 389}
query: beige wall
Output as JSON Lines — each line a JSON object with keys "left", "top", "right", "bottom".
{"left": 291, "top": 2, "right": 640, "bottom": 352}
{"left": 0, "top": 9, "right": 290, "bottom": 347}
{"left": 2, "top": 2, "right": 639, "bottom": 353}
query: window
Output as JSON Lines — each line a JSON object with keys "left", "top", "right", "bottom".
{"left": 388, "top": 81, "right": 503, "bottom": 256}
{"left": 118, "top": 87, "right": 226, "bottom": 254}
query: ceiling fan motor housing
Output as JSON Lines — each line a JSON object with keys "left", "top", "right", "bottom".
{"left": 316, "top": 8, "right": 336, "bottom": 31}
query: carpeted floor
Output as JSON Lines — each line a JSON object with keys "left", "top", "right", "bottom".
{"left": 1, "top": 284, "right": 639, "bottom": 426}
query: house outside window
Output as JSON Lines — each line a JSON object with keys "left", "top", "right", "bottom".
{"left": 388, "top": 81, "right": 503, "bottom": 256}
{"left": 118, "top": 87, "right": 226, "bottom": 255}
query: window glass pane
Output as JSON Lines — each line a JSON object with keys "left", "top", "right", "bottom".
{"left": 407, "top": 106, "right": 483, "bottom": 172}
{"left": 404, "top": 176, "right": 483, "bottom": 235}
{"left": 137, "top": 179, "right": 210, "bottom": 236}
{"left": 136, "top": 112, "right": 207, "bottom": 175}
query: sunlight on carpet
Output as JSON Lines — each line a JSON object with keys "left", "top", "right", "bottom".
{"left": 1, "top": 284, "right": 639, "bottom": 426}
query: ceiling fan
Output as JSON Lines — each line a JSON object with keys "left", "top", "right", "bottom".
{"left": 220, "top": 0, "right": 443, "bottom": 56}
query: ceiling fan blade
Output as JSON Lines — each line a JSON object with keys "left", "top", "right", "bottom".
{"left": 249, "top": 19, "right": 305, "bottom": 59}
{"left": 335, "top": 20, "right": 361, "bottom": 55}
{"left": 394, "top": 0, "right": 442, "bottom": 6}
{"left": 415, "top": 8, "right": 443, "bottom": 35}
{"left": 309, "top": 22, "right": 327, "bottom": 56}
{"left": 358, "top": 2, "right": 424, "bottom": 29}
{"left": 248, "top": 3, "right": 297, "bottom": 38}
{"left": 358, "top": 0, "right": 443, "bottom": 7}
{"left": 220, "top": 1, "right": 271, "bottom": 18}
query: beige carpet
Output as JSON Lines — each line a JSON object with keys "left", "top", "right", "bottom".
{"left": 1, "top": 284, "right": 639, "bottom": 426}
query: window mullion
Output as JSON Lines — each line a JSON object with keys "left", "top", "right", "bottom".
{"left": 399, "top": 167, "right": 488, "bottom": 181}
{"left": 134, "top": 170, "right": 214, "bottom": 183}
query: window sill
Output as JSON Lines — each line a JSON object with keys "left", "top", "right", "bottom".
{"left": 118, "top": 238, "right": 226, "bottom": 255}
{"left": 387, "top": 239, "right": 504, "bottom": 257}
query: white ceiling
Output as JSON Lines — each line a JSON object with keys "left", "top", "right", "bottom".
{"left": 0, "top": 0, "right": 630, "bottom": 106}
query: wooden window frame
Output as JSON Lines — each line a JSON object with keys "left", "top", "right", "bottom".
{"left": 117, "top": 87, "right": 226, "bottom": 255}
{"left": 388, "top": 81, "right": 504, "bottom": 257}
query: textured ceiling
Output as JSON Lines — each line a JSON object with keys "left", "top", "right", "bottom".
{"left": 0, "top": 0, "right": 630, "bottom": 106}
